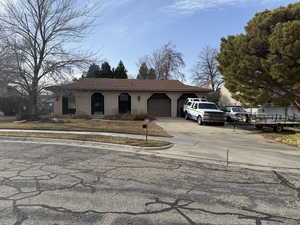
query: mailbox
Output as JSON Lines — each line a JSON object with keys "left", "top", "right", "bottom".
{"left": 143, "top": 119, "right": 150, "bottom": 129}
{"left": 143, "top": 119, "right": 150, "bottom": 142}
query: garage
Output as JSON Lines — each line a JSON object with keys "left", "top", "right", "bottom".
{"left": 177, "top": 93, "right": 198, "bottom": 117}
{"left": 147, "top": 93, "right": 171, "bottom": 117}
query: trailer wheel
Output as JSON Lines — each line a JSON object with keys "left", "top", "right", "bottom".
{"left": 274, "top": 125, "right": 283, "bottom": 133}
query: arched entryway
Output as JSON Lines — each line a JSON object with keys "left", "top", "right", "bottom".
{"left": 91, "top": 93, "right": 104, "bottom": 115}
{"left": 177, "top": 93, "right": 198, "bottom": 117}
{"left": 147, "top": 93, "right": 171, "bottom": 117}
{"left": 119, "top": 93, "right": 131, "bottom": 114}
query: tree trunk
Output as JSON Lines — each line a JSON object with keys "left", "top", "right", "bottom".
{"left": 29, "top": 80, "right": 39, "bottom": 120}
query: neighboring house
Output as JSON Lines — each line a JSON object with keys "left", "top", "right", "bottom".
{"left": 0, "top": 82, "right": 19, "bottom": 98}
{"left": 218, "top": 86, "right": 241, "bottom": 107}
{"left": 49, "top": 78, "right": 211, "bottom": 118}
{"left": 39, "top": 94, "right": 57, "bottom": 114}
{"left": 218, "top": 85, "right": 300, "bottom": 117}
{"left": 0, "top": 84, "right": 7, "bottom": 97}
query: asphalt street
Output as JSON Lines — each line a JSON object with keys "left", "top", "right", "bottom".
{"left": 0, "top": 141, "right": 299, "bottom": 225}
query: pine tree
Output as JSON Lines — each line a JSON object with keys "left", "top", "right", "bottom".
{"left": 86, "top": 63, "right": 100, "bottom": 78}
{"left": 148, "top": 68, "right": 157, "bottom": 80}
{"left": 217, "top": 2, "right": 300, "bottom": 107}
{"left": 99, "top": 62, "right": 113, "bottom": 78}
{"left": 114, "top": 60, "right": 128, "bottom": 79}
{"left": 137, "top": 63, "right": 149, "bottom": 80}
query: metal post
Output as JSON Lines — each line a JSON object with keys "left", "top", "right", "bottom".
{"left": 226, "top": 149, "right": 229, "bottom": 167}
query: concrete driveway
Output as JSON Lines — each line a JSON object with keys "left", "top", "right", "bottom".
{"left": 156, "top": 118, "right": 300, "bottom": 171}
{"left": 0, "top": 141, "right": 299, "bottom": 225}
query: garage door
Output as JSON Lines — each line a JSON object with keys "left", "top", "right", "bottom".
{"left": 147, "top": 94, "right": 171, "bottom": 117}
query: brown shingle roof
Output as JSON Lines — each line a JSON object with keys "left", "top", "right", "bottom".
{"left": 62, "top": 78, "right": 210, "bottom": 93}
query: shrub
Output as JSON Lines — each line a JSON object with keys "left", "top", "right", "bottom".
{"left": 105, "top": 113, "right": 156, "bottom": 121}
{"left": 49, "top": 114, "right": 91, "bottom": 120}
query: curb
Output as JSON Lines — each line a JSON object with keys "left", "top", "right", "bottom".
{"left": 0, "top": 136, "right": 174, "bottom": 151}
{"left": 0, "top": 129, "right": 173, "bottom": 140}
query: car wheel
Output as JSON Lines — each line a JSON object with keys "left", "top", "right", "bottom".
{"left": 185, "top": 112, "right": 189, "bottom": 120}
{"left": 197, "top": 116, "right": 203, "bottom": 125}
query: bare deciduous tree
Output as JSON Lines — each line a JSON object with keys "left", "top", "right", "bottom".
{"left": 0, "top": 0, "right": 97, "bottom": 118}
{"left": 193, "top": 46, "right": 223, "bottom": 91}
{"left": 139, "top": 42, "right": 185, "bottom": 81}
{"left": 0, "top": 42, "right": 17, "bottom": 88}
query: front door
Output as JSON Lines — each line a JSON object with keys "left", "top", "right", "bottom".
{"left": 62, "top": 97, "right": 69, "bottom": 115}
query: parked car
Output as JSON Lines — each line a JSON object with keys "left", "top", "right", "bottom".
{"left": 184, "top": 99, "right": 225, "bottom": 126}
{"left": 223, "top": 106, "right": 251, "bottom": 123}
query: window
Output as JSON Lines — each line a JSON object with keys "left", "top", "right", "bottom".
{"left": 232, "top": 107, "right": 246, "bottom": 113}
{"left": 68, "top": 95, "right": 76, "bottom": 110}
{"left": 62, "top": 94, "right": 76, "bottom": 115}
{"left": 198, "top": 103, "right": 218, "bottom": 110}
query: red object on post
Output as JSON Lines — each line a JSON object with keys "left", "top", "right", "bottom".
{"left": 143, "top": 119, "right": 150, "bottom": 142}
{"left": 143, "top": 119, "right": 150, "bottom": 128}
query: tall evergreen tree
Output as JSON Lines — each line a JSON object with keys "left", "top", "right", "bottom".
{"left": 137, "top": 62, "right": 149, "bottom": 80}
{"left": 148, "top": 68, "right": 157, "bottom": 80}
{"left": 99, "top": 62, "right": 113, "bottom": 78}
{"left": 217, "top": 2, "right": 300, "bottom": 107}
{"left": 114, "top": 61, "right": 128, "bottom": 79}
{"left": 86, "top": 63, "right": 100, "bottom": 78}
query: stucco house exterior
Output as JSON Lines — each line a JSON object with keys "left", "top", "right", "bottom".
{"left": 50, "top": 78, "right": 211, "bottom": 118}
{"left": 218, "top": 86, "right": 241, "bottom": 107}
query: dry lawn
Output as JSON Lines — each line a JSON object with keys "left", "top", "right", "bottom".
{"left": 0, "top": 116, "right": 16, "bottom": 122}
{"left": 0, "top": 119, "right": 171, "bottom": 137}
{"left": 0, "top": 132, "right": 171, "bottom": 148}
{"left": 262, "top": 128, "right": 300, "bottom": 149}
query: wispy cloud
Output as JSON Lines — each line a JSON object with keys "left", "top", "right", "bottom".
{"left": 165, "top": 0, "right": 281, "bottom": 15}
{"left": 98, "top": 0, "right": 135, "bottom": 11}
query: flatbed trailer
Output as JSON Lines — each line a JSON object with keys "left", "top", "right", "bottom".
{"left": 251, "top": 114, "right": 300, "bottom": 132}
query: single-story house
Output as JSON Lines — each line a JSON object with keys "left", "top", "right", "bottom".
{"left": 49, "top": 78, "right": 211, "bottom": 118}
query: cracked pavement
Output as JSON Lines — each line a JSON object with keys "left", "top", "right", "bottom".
{"left": 0, "top": 141, "right": 299, "bottom": 225}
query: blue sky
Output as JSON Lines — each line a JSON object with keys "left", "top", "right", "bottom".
{"left": 83, "top": 0, "right": 299, "bottom": 82}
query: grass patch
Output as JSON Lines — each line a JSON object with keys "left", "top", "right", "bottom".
{"left": 0, "top": 116, "right": 16, "bottom": 122}
{"left": 0, "top": 132, "right": 171, "bottom": 148}
{"left": 0, "top": 119, "right": 171, "bottom": 137}
{"left": 262, "top": 128, "right": 300, "bottom": 148}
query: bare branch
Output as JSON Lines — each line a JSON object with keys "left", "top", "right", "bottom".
{"left": 0, "top": 0, "right": 98, "bottom": 116}
{"left": 193, "top": 46, "right": 223, "bottom": 91}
